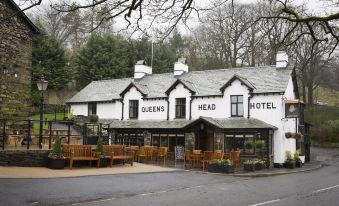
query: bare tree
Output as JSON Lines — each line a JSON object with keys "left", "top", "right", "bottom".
{"left": 262, "top": 0, "right": 339, "bottom": 54}
{"left": 292, "top": 34, "right": 337, "bottom": 104}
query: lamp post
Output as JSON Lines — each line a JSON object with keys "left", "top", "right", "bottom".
{"left": 37, "top": 78, "right": 48, "bottom": 149}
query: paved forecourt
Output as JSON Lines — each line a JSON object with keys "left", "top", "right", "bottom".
{"left": 0, "top": 162, "right": 178, "bottom": 178}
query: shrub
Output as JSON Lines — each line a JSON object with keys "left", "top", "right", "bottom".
{"left": 255, "top": 140, "right": 265, "bottom": 150}
{"left": 285, "top": 150, "right": 295, "bottom": 163}
{"left": 244, "top": 140, "right": 254, "bottom": 150}
{"left": 48, "top": 136, "right": 64, "bottom": 159}
{"left": 210, "top": 159, "right": 221, "bottom": 165}
{"left": 89, "top": 114, "right": 99, "bottom": 123}
{"left": 95, "top": 137, "right": 104, "bottom": 154}
{"left": 243, "top": 159, "right": 255, "bottom": 165}
{"left": 220, "top": 159, "right": 233, "bottom": 166}
{"left": 294, "top": 149, "right": 301, "bottom": 162}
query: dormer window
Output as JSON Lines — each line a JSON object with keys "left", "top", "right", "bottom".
{"left": 129, "top": 100, "right": 139, "bottom": 119}
{"left": 88, "top": 103, "right": 97, "bottom": 115}
{"left": 175, "top": 98, "right": 186, "bottom": 118}
{"left": 231, "top": 95, "right": 244, "bottom": 117}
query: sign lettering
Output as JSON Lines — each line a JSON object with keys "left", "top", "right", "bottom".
{"left": 250, "top": 102, "right": 277, "bottom": 109}
{"left": 198, "top": 104, "right": 216, "bottom": 110}
{"left": 141, "top": 106, "right": 165, "bottom": 113}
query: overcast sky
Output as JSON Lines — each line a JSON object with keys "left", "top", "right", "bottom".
{"left": 15, "top": 0, "right": 337, "bottom": 38}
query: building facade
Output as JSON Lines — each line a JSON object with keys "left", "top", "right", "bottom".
{"left": 68, "top": 53, "right": 307, "bottom": 167}
{"left": 0, "top": 0, "right": 39, "bottom": 119}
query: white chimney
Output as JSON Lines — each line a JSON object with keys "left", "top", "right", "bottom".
{"left": 134, "top": 60, "right": 152, "bottom": 79}
{"left": 174, "top": 58, "right": 188, "bottom": 76}
{"left": 276, "top": 50, "right": 289, "bottom": 69}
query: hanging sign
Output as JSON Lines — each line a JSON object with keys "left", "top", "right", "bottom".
{"left": 285, "top": 103, "right": 299, "bottom": 118}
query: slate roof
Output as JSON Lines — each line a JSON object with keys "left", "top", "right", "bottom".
{"left": 67, "top": 66, "right": 292, "bottom": 103}
{"left": 103, "top": 117, "right": 277, "bottom": 130}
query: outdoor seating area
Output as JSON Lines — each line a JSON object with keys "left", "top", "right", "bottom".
{"left": 183, "top": 149, "right": 241, "bottom": 171}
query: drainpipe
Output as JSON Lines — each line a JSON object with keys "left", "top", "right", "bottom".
{"left": 166, "top": 98, "right": 169, "bottom": 120}
{"left": 189, "top": 97, "right": 193, "bottom": 120}
{"left": 119, "top": 99, "right": 124, "bottom": 120}
{"left": 247, "top": 93, "right": 254, "bottom": 118}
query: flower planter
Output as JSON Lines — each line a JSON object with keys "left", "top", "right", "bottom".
{"left": 208, "top": 164, "right": 234, "bottom": 173}
{"left": 208, "top": 164, "right": 219, "bottom": 173}
{"left": 284, "top": 162, "right": 295, "bottom": 169}
{"left": 295, "top": 161, "right": 303, "bottom": 168}
{"left": 244, "top": 163, "right": 255, "bottom": 172}
{"left": 47, "top": 158, "right": 64, "bottom": 169}
{"left": 220, "top": 165, "right": 235, "bottom": 173}
{"left": 255, "top": 163, "right": 263, "bottom": 170}
{"left": 99, "top": 158, "right": 108, "bottom": 168}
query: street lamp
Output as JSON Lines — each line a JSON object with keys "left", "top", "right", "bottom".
{"left": 37, "top": 78, "right": 48, "bottom": 149}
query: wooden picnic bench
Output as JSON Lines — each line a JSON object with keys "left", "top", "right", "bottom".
{"left": 63, "top": 145, "right": 100, "bottom": 169}
{"left": 103, "top": 145, "right": 134, "bottom": 167}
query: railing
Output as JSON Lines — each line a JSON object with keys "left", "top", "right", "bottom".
{"left": 0, "top": 118, "right": 82, "bottom": 150}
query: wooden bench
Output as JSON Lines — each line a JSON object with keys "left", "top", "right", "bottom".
{"left": 63, "top": 145, "right": 100, "bottom": 169}
{"left": 103, "top": 145, "right": 134, "bottom": 167}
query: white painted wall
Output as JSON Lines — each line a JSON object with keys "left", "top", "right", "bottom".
{"left": 168, "top": 83, "right": 191, "bottom": 120}
{"left": 96, "top": 102, "right": 122, "bottom": 119}
{"left": 284, "top": 77, "right": 295, "bottom": 99}
{"left": 70, "top": 104, "right": 88, "bottom": 116}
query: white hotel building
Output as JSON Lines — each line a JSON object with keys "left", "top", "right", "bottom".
{"left": 67, "top": 51, "right": 309, "bottom": 167}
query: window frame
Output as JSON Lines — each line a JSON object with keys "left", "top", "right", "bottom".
{"left": 129, "top": 100, "right": 139, "bottom": 119}
{"left": 88, "top": 102, "right": 97, "bottom": 116}
{"left": 175, "top": 98, "right": 186, "bottom": 119}
{"left": 230, "top": 95, "right": 244, "bottom": 117}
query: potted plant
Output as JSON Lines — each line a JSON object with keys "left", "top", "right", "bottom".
{"left": 255, "top": 140, "right": 264, "bottom": 151}
{"left": 220, "top": 159, "right": 235, "bottom": 173}
{"left": 243, "top": 159, "right": 255, "bottom": 172}
{"left": 253, "top": 159, "right": 265, "bottom": 170}
{"left": 294, "top": 149, "right": 302, "bottom": 167}
{"left": 89, "top": 114, "right": 99, "bottom": 123}
{"left": 284, "top": 150, "right": 295, "bottom": 169}
{"left": 94, "top": 137, "right": 108, "bottom": 168}
{"left": 208, "top": 159, "right": 221, "bottom": 173}
{"left": 208, "top": 159, "right": 234, "bottom": 173}
{"left": 244, "top": 140, "right": 254, "bottom": 153}
{"left": 47, "top": 136, "right": 65, "bottom": 169}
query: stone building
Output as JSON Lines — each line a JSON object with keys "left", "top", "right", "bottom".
{"left": 0, "top": 0, "right": 39, "bottom": 119}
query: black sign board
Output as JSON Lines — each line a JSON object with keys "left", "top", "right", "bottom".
{"left": 175, "top": 146, "right": 185, "bottom": 160}
{"left": 285, "top": 103, "right": 299, "bottom": 118}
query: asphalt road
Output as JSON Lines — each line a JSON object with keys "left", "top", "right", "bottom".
{"left": 1, "top": 146, "right": 339, "bottom": 206}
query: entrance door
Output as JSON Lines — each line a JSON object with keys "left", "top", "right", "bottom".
{"left": 196, "top": 130, "right": 207, "bottom": 151}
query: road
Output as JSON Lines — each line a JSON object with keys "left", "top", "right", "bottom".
{"left": 0, "top": 146, "right": 339, "bottom": 206}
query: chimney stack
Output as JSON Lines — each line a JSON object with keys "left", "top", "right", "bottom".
{"left": 276, "top": 50, "right": 289, "bottom": 69}
{"left": 174, "top": 58, "right": 188, "bottom": 76}
{"left": 134, "top": 60, "right": 152, "bottom": 79}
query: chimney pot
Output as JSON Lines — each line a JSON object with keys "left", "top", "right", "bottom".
{"left": 276, "top": 51, "right": 289, "bottom": 69}
{"left": 134, "top": 60, "right": 152, "bottom": 79}
{"left": 174, "top": 58, "right": 188, "bottom": 76}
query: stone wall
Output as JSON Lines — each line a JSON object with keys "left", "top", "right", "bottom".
{"left": 0, "top": 150, "right": 50, "bottom": 167}
{"left": 0, "top": 0, "right": 35, "bottom": 120}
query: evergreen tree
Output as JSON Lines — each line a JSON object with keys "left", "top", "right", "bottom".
{"left": 32, "top": 22, "right": 70, "bottom": 91}
{"left": 74, "top": 34, "right": 132, "bottom": 89}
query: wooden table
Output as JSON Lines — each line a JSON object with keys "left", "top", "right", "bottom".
{"left": 7, "top": 135, "right": 24, "bottom": 147}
